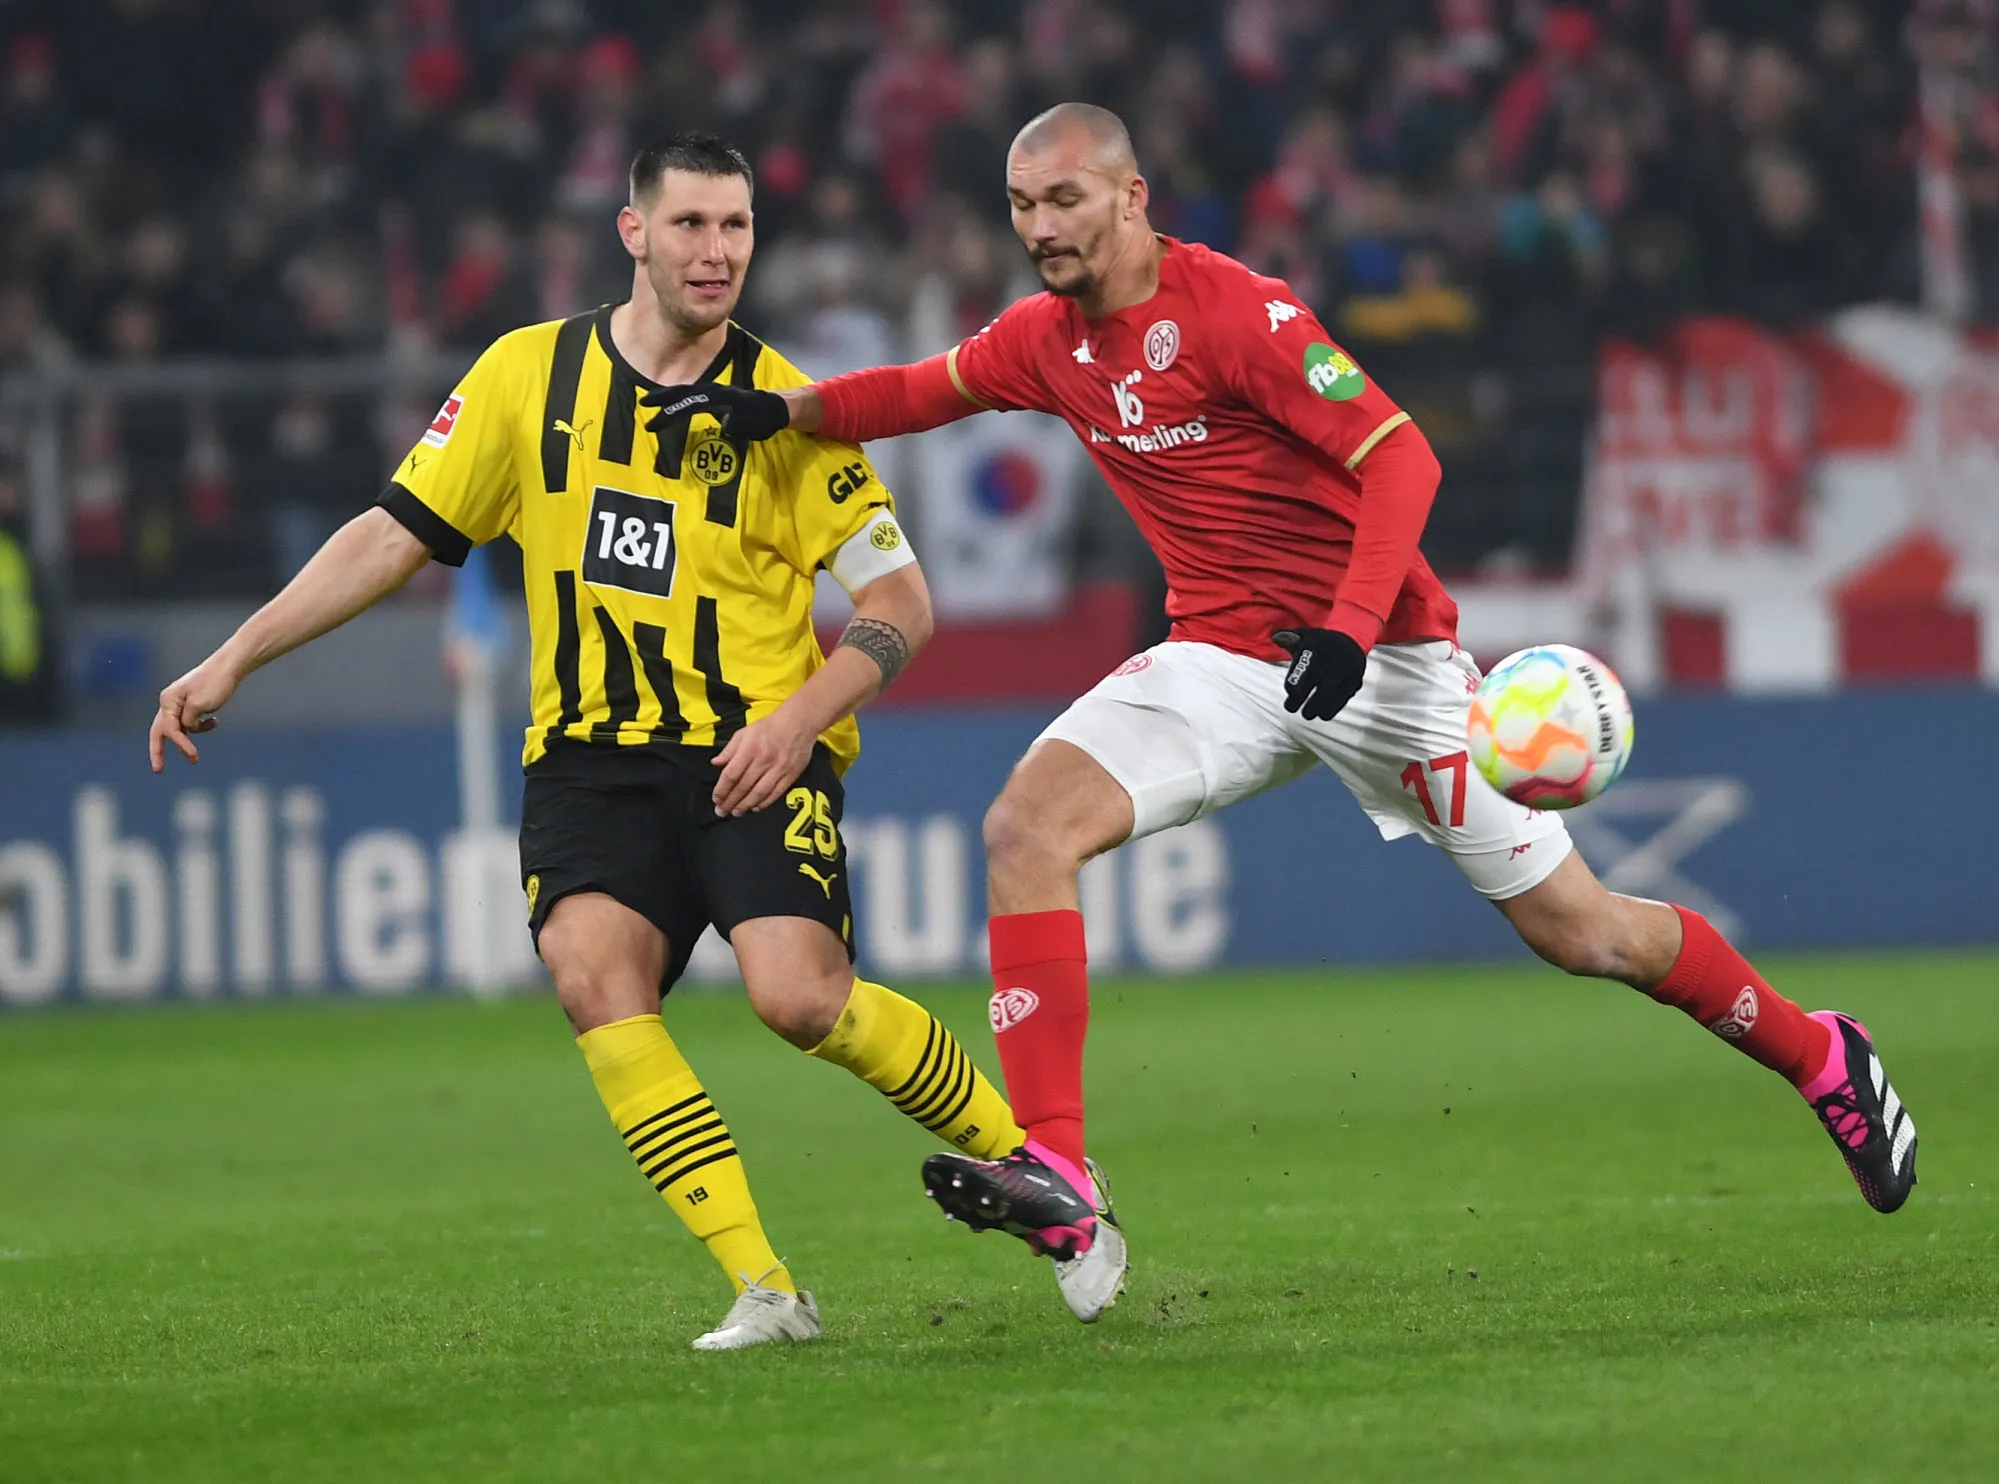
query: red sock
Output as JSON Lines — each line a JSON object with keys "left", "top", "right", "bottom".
{"left": 987, "top": 909, "right": 1090, "bottom": 1167}
{"left": 1650, "top": 906, "right": 1830, "bottom": 1086}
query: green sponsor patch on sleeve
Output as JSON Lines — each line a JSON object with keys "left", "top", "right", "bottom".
{"left": 1303, "top": 342, "right": 1365, "bottom": 402}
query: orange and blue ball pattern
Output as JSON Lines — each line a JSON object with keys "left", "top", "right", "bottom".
{"left": 1466, "top": 645, "right": 1634, "bottom": 810}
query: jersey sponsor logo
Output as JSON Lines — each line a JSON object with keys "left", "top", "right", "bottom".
{"left": 1090, "top": 415, "right": 1209, "bottom": 454}
{"left": 1266, "top": 299, "right": 1301, "bottom": 331}
{"left": 1144, "top": 319, "right": 1181, "bottom": 371}
{"left": 1111, "top": 369, "right": 1145, "bottom": 428}
{"left": 581, "top": 485, "right": 679, "bottom": 598}
{"left": 685, "top": 430, "right": 740, "bottom": 487}
{"left": 422, "top": 393, "right": 464, "bottom": 447}
{"left": 1111, "top": 653, "right": 1154, "bottom": 677}
{"left": 1709, "top": 986, "right": 1760, "bottom": 1041}
{"left": 989, "top": 986, "right": 1040, "bottom": 1032}
{"left": 826, "top": 460, "right": 871, "bottom": 503}
{"left": 869, "top": 518, "right": 904, "bottom": 552}
{"left": 553, "top": 416, "right": 593, "bottom": 450}
{"left": 1304, "top": 342, "right": 1365, "bottom": 401}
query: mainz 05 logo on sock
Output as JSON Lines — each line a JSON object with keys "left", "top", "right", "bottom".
{"left": 989, "top": 986, "right": 1041, "bottom": 1032}
{"left": 1710, "top": 985, "right": 1760, "bottom": 1040}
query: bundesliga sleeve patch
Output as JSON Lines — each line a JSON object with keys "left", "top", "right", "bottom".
{"left": 1303, "top": 343, "right": 1365, "bottom": 402}
{"left": 422, "top": 393, "right": 465, "bottom": 447}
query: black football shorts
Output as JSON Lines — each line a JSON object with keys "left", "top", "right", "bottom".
{"left": 519, "top": 740, "right": 855, "bottom": 993}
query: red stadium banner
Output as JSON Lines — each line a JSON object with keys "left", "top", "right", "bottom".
{"left": 1584, "top": 317, "right": 1812, "bottom": 578}
{"left": 1570, "top": 310, "right": 1999, "bottom": 693}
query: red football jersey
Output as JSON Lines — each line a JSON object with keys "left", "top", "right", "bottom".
{"left": 949, "top": 238, "right": 1459, "bottom": 659}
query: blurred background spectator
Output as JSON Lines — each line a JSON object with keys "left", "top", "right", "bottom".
{"left": 0, "top": 0, "right": 1987, "bottom": 676}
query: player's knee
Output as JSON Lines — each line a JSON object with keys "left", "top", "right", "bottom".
{"left": 542, "top": 931, "right": 655, "bottom": 1032}
{"left": 550, "top": 963, "right": 649, "bottom": 1034}
{"left": 1518, "top": 914, "right": 1630, "bottom": 980}
{"left": 982, "top": 791, "right": 1068, "bottom": 879}
{"left": 748, "top": 976, "right": 845, "bottom": 1050}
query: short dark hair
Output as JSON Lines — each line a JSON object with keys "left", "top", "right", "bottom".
{"left": 628, "top": 131, "right": 754, "bottom": 204}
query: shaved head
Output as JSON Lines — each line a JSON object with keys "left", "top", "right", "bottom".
{"left": 1005, "top": 102, "right": 1150, "bottom": 304}
{"left": 1010, "top": 102, "right": 1137, "bottom": 177}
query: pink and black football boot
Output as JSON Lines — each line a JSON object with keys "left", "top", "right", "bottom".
{"left": 921, "top": 1140, "right": 1101, "bottom": 1259}
{"left": 1804, "top": 1011, "right": 1918, "bottom": 1213}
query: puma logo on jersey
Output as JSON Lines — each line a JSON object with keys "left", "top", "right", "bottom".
{"left": 553, "top": 417, "right": 594, "bottom": 449}
{"left": 798, "top": 863, "right": 839, "bottom": 898}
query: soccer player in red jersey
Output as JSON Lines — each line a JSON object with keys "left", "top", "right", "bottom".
{"left": 655, "top": 104, "right": 1918, "bottom": 1321}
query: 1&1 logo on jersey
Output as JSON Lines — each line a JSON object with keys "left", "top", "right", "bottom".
{"left": 582, "top": 486, "right": 678, "bottom": 598}
{"left": 423, "top": 394, "right": 465, "bottom": 447}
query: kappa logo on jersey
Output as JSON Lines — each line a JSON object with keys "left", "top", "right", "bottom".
{"left": 1304, "top": 342, "right": 1366, "bottom": 401}
{"left": 1072, "top": 338, "right": 1094, "bottom": 364}
{"left": 989, "top": 986, "right": 1041, "bottom": 1032}
{"left": 826, "top": 460, "right": 871, "bottom": 503}
{"left": 685, "top": 430, "right": 740, "bottom": 487}
{"left": 1144, "top": 319, "right": 1181, "bottom": 371}
{"left": 1710, "top": 986, "right": 1760, "bottom": 1041}
{"left": 1266, "top": 299, "right": 1301, "bottom": 332}
{"left": 422, "top": 394, "right": 464, "bottom": 447}
{"left": 581, "top": 485, "right": 678, "bottom": 598}
{"left": 1111, "top": 369, "right": 1145, "bottom": 428}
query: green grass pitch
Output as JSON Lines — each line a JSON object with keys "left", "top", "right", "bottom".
{"left": 2, "top": 954, "right": 1996, "bottom": 1483}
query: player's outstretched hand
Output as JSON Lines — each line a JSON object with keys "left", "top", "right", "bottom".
{"left": 642, "top": 383, "right": 790, "bottom": 443}
{"left": 711, "top": 710, "right": 816, "bottom": 817}
{"left": 1273, "top": 627, "right": 1367, "bottom": 722}
{"left": 148, "top": 656, "right": 241, "bottom": 772}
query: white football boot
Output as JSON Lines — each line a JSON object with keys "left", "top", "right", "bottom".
{"left": 691, "top": 1272, "right": 822, "bottom": 1351}
{"left": 1052, "top": 1157, "right": 1128, "bottom": 1323}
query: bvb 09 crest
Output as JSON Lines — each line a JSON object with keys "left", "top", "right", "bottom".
{"left": 686, "top": 430, "right": 741, "bottom": 486}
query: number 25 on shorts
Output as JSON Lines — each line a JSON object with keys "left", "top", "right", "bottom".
{"left": 1400, "top": 750, "right": 1468, "bottom": 828}
{"left": 783, "top": 787, "right": 838, "bottom": 859}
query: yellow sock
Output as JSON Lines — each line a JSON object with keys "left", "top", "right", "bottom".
{"left": 808, "top": 978, "right": 1026, "bottom": 1159}
{"left": 577, "top": 1014, "right": 793, "bottom": 1296}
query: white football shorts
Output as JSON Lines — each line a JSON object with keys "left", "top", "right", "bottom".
{"left": 1038, "top": 639, "right": 1572, "bottom": 901}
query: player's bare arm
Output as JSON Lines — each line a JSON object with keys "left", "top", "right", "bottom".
{"left": 709, "top": 561, "right": 933, "bottom": 817}
{"left": 147, "top": 508, "right": 430, "bottom": 772}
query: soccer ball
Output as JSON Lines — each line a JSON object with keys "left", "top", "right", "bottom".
{"left": 1466, "top": 645, "right": 1634, "bottom": 809}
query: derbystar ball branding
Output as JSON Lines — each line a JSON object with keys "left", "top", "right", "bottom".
{"left": 1303, "top": 343, "right": 1365, "bottom": 401}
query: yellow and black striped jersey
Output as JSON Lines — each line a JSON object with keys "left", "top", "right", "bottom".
{"left": 379, "top": 305, "right": 908, "bottom": 773}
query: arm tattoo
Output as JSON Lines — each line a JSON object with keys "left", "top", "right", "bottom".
{"left": 838, "top": 616, "right": 912, "bottom": 690}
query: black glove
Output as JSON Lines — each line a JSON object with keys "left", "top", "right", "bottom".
{"left": 1272, "top": 627, "right": 1367, "bottom": 721}
{"left": 641, "top": 383, "right": 790, "bottom": 442}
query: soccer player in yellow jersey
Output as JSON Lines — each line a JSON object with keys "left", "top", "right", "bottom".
{"left": 146, "top": 132, "right": 1038, "bottom": 1350}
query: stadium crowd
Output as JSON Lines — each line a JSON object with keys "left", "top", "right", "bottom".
{"left": 0, "top": 0, "right": 1990, "bottom": 628}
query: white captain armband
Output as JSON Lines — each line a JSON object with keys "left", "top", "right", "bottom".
{"left": 826, "top": 508, "right": 917, "bottom": 595}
